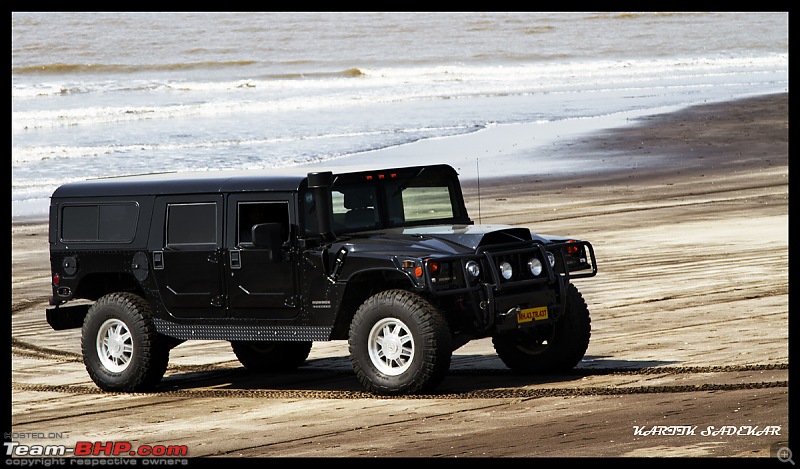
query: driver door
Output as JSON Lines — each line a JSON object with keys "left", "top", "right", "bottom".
{"left": 224, "top": 194, "right": 299, "bottom": 320}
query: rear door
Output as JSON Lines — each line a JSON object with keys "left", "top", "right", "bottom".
{"left": 150, "top": 195, "right": 226, "bottom": 319}
{"left": 224, "top": 193, "right": 300, "bottom": 320}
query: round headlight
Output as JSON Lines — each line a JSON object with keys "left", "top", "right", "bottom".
{"left": 547, "top": 251, "right": 556, "bottom": 267}
{"left": 499, "top": 261, "right": 513, "bottom": 280}
{"left": 528, "top": 258, "right": 543, "bottom": 276}
{"left": 465, "top": 260, "right": 481, "bottom": 278}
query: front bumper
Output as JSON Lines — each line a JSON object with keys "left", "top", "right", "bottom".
{"left": 422, "top": 240, "right": 596, "bottom": 331}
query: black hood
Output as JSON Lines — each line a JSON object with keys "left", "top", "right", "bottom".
{"left": 399, "top": 224, "right": 535, "bottom": 250}
{"left": 337, "top": 224, "right": 543, "bottom": 257}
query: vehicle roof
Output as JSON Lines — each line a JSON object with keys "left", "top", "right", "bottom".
{"left": 50, "top": 164, "right": 459, "bottom": 199}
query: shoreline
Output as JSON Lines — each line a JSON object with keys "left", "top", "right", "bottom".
{"left": 15, "top": 91, "right": 787, "bottom": 227}
{"left": 306, "top": 91, "right": 788, "bottom": 184}
{"left": 465, "top": 91, "right": 789, "bottom": 186}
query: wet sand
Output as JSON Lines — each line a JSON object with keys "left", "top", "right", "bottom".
{"left": 10, "top": 92, "right": 789, "bottom": 459}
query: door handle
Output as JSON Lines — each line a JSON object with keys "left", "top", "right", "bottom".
{"left": 153, "top": 251, "right": 164, "bottom": 270}
{"left": 230, "top": 249, "right": 241, "bottom": 269}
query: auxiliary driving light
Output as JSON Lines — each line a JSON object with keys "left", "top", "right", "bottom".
{"left": 499, "top": 261, "right": 513, "bottom": 280}
{"left": 528, "top": 258, "right": 543, "bottom": 276}
{"left": 465, "top": 260, "right": 481, "bottom": 278}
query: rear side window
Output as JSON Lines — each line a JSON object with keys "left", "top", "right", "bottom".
{"left": 167, "top": 202, "right": 217, "bottom": 245}
{"left": 61, "top": 203, "right": 139, "bottom": 242}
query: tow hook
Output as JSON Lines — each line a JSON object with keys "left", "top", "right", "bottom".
{"left": 499, "top": 305, "right": 521, "bottom": 317}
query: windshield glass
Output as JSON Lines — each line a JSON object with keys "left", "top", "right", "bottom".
{"left": 302, "top": 165, "right": 469, "bottom": 236}
{"left": 383, "top": 172, "right": 456, "bottom": 225}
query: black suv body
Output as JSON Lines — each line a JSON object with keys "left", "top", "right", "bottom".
{"left": 46, "top": 164, "right": 597, "bottom": 395}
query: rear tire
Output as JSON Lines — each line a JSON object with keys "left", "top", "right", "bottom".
{"left": 231, "top": 341, "right": 312, "bottom": 372}
{"left": 82, "top": 292, "right": 170, "bottom": 392}
{"left": 493, "top": 282, "right": 591, "bottom": 373}
{"left": 349, "top": 289, "right": 452, "bottom": 396}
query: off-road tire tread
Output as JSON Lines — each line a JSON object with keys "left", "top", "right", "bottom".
{"left": 81, "top": 292, "right": 169, "bottom": 392}
{"left": 349, "top": 289, "right": 452, "bottom": 396}
{"left": 493, "top": 282, "right": 591, "bottom": 373}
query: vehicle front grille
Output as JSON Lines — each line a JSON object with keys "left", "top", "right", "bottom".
{"left": 424, "top": 240, "right": 596, "bottom": 296}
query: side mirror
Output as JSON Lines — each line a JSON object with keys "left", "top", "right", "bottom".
{"left": 251, "top": 223, "right": 283, "bottom": 262}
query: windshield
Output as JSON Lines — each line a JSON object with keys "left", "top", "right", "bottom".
{"left": 302, "top": 165, "right": 470, "bottom": 236}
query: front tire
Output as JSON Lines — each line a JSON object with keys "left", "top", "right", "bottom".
{"left": 493, "top": 282, "right": 591, "bottom": 373}
{"left": 231, "top": 341, "right": 312, "bottom": 372}
{"left": 82, "top": 292, "right": 170, "bottom": 392}
{"left": 349, "top": 290, "right": 452, "bottom": 396}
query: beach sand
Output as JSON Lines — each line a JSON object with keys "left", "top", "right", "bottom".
{"left": 10, "top": 92, "right": 788, "bottom": 458}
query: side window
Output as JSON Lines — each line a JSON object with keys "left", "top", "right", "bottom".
{"left": 167, "top": 202, "right": 217, "bottom": 246}
{"left": 61, "top": 203, "right": 138, "bottom": 242}
{"left": 99, "top": 203, "right": 139, "bottom": 241}
{"left": 237, "top": 201, "right": 290, "bottom": 246}
{"left": 62, "top": 205, "right": 98, "bottom": 241}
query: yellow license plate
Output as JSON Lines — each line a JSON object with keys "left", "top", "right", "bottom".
{"left": 517, "top": 306, "right": 548, "bottom": 323}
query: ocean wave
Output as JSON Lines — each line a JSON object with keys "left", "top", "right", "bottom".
{"left": 12, "top": 54, "right": 787, "bottom": 96}
{"left": 11, "top": 124, "right": 480, "bottom": 164}
{"left": 11, "top": 59, "right": 787, "bottom": 133}
{"left": 11, "top": 60, "right": 258, "bottom": 76}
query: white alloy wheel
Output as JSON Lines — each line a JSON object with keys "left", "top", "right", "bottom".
{"left": 96, "top": 318, "right": 134, "bottom": 373}
{"left": 367, "top": 317, "right": 414, "bottom": 376}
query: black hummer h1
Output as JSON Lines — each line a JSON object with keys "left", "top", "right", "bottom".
{"left": 46, "top": 164, "right": 597, "bottom": 396}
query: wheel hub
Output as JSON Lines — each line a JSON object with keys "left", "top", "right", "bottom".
{"left": 383, "top": 336, "right": 401, "bottom": 359}
{"left": 107, "top": 334, "right": 123, "bottom": 357}
{"left": 367, "top": 317, "right": 415, "bottom": 376}
{"left": 96, "top": 318, "right": 133, "bottom": 373}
